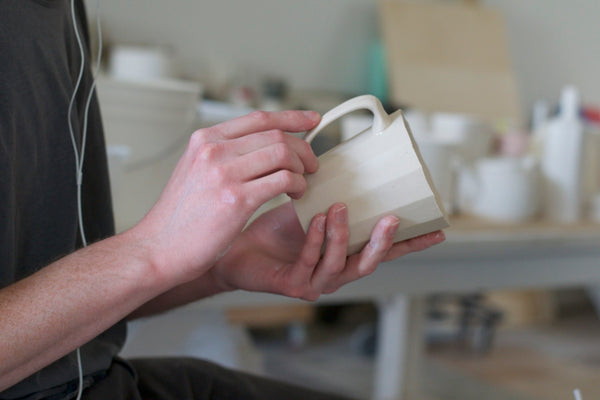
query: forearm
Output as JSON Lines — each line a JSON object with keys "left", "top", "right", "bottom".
{"left": 128, "top": 270, "right": 229, "bottom": 320}
{"left": 0, "top": 231, "right": 164, "bottom": 391}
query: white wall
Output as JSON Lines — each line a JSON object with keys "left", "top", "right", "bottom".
{"left": 88, "top": 0, "right": 600, "bottom": 121}
{"left": 483, "top": 0, "right": 600, "bottom": 120}
{"left": 88, "top": 0, "right": 378, "bottom": 96}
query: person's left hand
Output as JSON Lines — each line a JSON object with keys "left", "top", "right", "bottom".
{"left": 209, "top": 201, "right": 445, "bottom": 301}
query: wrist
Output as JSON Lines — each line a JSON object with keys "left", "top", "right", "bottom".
{"left": 113, "top": 227, "right": 173, "bottom": 294}
{"left": 209, "top": 237, "right": 251, "bottom": 293}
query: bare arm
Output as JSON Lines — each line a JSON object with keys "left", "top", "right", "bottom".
{"left": 0, "top": 110, "right": 321, "bottom": 391}
{"left": 0, "top": 231, "right": 162, "bottom": 391}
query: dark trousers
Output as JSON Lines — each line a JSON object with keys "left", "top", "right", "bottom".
{"left": 81, "top": 357, "right": 356, "bottom": 400}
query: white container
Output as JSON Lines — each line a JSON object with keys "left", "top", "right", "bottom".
{"left": 415, "top": 137, "right": 460, "bottom": 214}
{"left": 540, "top": 86, "right": 585, "bottom": 223}
{"left": 458, "top": 156, "right": 540, "bottom": 223}
{"left": 430, "top": 112, "right": 494, "bottom": 164}
{"left": 96, "top": 76, "right": 202, "bottom": 232}
{"left": 293, "top": 95, "right": 449, "bottom": 255}
{"left": 109, "top": 45, "right": 176, "bottom": 82}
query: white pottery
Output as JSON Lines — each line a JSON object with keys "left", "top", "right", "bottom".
{"left": 97, "top": 76, "right": 202, "bottom": 232}
{"left": 457, "top": 156, "right": 540, "bottom": 223}
{"left": 430, "top": 112, "right": 494, "bottom": 164}
{"left": 109, "top": 45, "right": 176, "bottom": 82}
{"left": 293, "top": 95, "right": 449, "bottom": 255}
{"left": 415, "top": 137, "right": 461, "bottom": 214}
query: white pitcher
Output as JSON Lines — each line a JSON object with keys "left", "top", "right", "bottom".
{"left": 293, "top": 95, "right": 449, "bottom": 255}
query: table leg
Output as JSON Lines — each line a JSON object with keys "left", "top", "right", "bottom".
{"left": 373, "top": 294, "right": 425, "bottom": 400}
{"left": 587, "top": 286, "right": 600, "bottom": 318}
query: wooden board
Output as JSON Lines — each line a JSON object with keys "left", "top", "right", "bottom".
{"left": 378, "top": 0, "right": 520, "bottom": 122}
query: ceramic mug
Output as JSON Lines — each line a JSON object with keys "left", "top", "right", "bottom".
{"left": 292, "top": 95, "right": 449, "bottom": 255}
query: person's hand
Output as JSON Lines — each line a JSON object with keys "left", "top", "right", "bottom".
{"left": 209, "top": 201, "right": 445, "bottom": 301}
{"left": 130, "top": 110, "right": 321, "bottom": 288}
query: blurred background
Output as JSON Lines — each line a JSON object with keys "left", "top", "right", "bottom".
{"left": 85, "top": 0, "right": 600, "bottom": 399}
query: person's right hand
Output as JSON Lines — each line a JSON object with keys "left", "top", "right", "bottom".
{"left": 128, "top": 110, "right": 321, "bottom": 288}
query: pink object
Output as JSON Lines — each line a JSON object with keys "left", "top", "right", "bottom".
{"left": 497, "top": 130, "right": 531, "bottom": 157}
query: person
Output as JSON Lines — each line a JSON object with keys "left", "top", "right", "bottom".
{"left": 0, "top": 1, "right": 445, "bottom": 399}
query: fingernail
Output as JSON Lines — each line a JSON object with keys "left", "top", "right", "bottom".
{"left": 302, "top": 111, "right": 321, "bottom": 122}
{"left": 387, "top": 217, "right": 401, "bottom": 238}
{"left": 334, "top": 205, "right": 347, "bottom": 224}
{"left": 434, "top": 231, "right": 446, "bottom": 241}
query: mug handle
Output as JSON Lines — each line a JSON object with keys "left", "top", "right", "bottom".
{"left": 304, "top": 95, "right": 392, "bottom": 144}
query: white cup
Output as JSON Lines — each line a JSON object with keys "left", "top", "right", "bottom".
{"left": 293, "top": 95, "right": 449, "bottom": 254}
{"left": 458, "top": 156, "right": 540, "bottom": 222}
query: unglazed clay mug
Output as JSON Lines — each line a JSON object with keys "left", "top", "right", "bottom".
{"left": 293, "top": 95, "right": 449, "bottom": 255}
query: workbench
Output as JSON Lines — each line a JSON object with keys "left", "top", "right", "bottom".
{"left": 197, "top": 216, "right": 600, "bottom": 400}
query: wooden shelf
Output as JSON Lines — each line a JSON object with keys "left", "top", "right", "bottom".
{"left": 445, "top": 214, "right": 600, "bottom": 243}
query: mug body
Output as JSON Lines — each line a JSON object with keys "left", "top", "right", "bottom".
{"left": 293, "top": 111, "right": 448, "bottom": 254}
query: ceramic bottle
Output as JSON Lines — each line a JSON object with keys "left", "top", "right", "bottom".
{"left": 540, "top": 86, "right": 584, "bottom": 223}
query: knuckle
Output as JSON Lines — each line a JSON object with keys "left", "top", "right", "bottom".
{"left": 300, "top": 138, "right": 313, "bottom": 154}
{"left": 322, "top": 286, "right": 339, "bottom": 295}
{"left": 210, "top": 164, "right": 228, "bottom": 183}
{"left": 269, "top": 129, "right": 287, "bottom": 143}
{"left": 277, "top": 170, "right": 296, "bottom": 187}
{"left": 329, "top": 261, "right": 346, "bottom": 275}
{"left": 197, "top": 142, "right": 222, "bottom": 162}
{"left": 283, "top": 110, "right": 302, "bottom": 123}
{"left": 249, "top": 110, "right": 270, "bottom": 124}
{"left": 272, "top": 142, "right": 293, "bottom": 163}
{"left": 301, "top": 291, "right": 320, "bottom": 302}
{"left": 327, "top": 228, "right": 350, "bottom": 243}
{"left": 358, "top": 263, "right": 377, "bottom": 278}
{"left": 219, "top": 186, "right": 243, "bottom": 206}
{"left": 189, "top": 129, "right": 209, "bottom": 147}
{"left": 285, "top": 286, "right": 304, "bottom": 299}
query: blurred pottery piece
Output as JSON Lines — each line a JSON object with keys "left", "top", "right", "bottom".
{"left": 431, "top": 112, "right": 493, "bottom": 163}
{"left": 416, "top": 137, "right": 461, "bottom": 214}
{"left": 458, "top": 156, "right": 540, "bottom": 222}
{"left": 109, "top": 45, "right": 176, "bottom": 82}
{"left": 97, "top": 76, "right": 202, "bottom": 232}
{"left": 293, "top": 95, "right": 449, "bottom": 255}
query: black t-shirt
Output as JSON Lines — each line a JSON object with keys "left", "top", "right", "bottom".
{"left": 0, "top": 1, "right": 126, "bottom": 398}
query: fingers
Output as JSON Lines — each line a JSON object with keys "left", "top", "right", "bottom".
{"left": 383, "top": 230, "right": 446, "bottom": 262}
{"left": 282, "top": 214, "right": 327, "bottom": 301}
{"left": 317, "top": 218, "right": 445, "bottom": 294}
{"left": 353, "top": 216, "right": 402, "bottom": 275}
{"left": 320, "top": 215, "right": 401, "bottom": 292}
{"left": 309, "top": 203, "right": 350, "bottom": 292}
{"left": 231, "top": 129, "right": 318, "bottom": 173}
{"left": 238, "top": 142, "right": 306, "bottom": 178}
{"left": 246, "top": 169, "right": 308, "bottom": 204}
{"left": 280, "top": 206, "right": 446, "bottom": 300}
{"left": 210, "top": 110, "right": 321, "bottom": 139}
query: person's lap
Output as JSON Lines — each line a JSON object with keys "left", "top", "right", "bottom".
{"left": 82, "top": 357, "right": 356, "bottom": 400}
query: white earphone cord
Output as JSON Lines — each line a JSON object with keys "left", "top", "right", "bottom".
{"left": 67, "top": 0, "right": 103, "bottom": 399}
